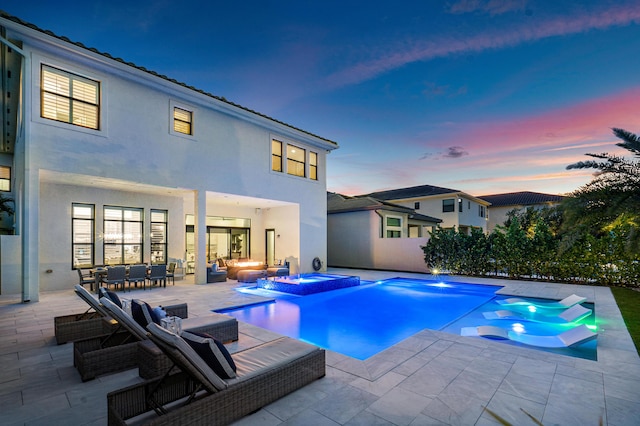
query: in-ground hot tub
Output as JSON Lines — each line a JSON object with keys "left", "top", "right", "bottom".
{"left": 256, "top": 273, "right": 360, "bottom": 295}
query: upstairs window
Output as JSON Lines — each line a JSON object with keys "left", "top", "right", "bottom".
{"left": 287, "top": 144, "right": 306, "bottom": 177}
{"left": 479, "top": 205, "right": 486, "bottom": 218}
{"left": 414, "top": 202, "right": 420, "bottom": 210}
{"left": 309, "top": 151, "right": 318, "bottom": 180}
{"left": 272, "top": 139, "right": 283, "bottom": 172}
{"left": 173, "top": 107, "right": 193, "bottom": 135}
{"left": 443, "top": 199, "right": 455, "bottom": 213}
{"left": 41, "top": 65, "right": 100, "bottom": 129}
{"left": 0, "top": 166, "right": 10, "bottom": 191}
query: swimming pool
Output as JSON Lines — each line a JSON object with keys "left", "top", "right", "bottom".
{"left": 219, "top": 277, "right": 499, "bottom": 360}
{"left": 218, "top": 277, "right": 597, "bottom": 360}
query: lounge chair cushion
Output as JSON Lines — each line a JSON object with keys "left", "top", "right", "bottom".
{"left": 100, "top": 297, "right": 148, "bottom": 340}
{"left": 182, "top": 331, "right": 236, "bottom": 379}
{"left": 131, "top": 299, "right": 161, "bottom": 327}
{"left": 147, "top": 322, "right": 228, "bottom": 391}
{"left": 98, "top": 287, "right": 123, "bottom": 308}
{"left": 74, "top": 285, "right": 110, "bottom": 317}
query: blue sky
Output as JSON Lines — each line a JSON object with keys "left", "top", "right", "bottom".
{"left": 6, "top": 1, "right": 640, "bottom": 196}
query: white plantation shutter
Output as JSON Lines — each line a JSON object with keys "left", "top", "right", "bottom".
{"left": 41, "top": 65, "right": 100, "bottom": 129}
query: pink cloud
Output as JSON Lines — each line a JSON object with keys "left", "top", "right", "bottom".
{"left": 329, "top": 89, "right": 640, "bottom": 196}
{"left": 324, "top": 4, "right": 640, "bottom": 89}
{"left": 441, "top": 87, "right": 640, "bottom": 154}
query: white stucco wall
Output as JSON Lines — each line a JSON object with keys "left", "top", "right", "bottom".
{"left": 328, "top": 210, "right": 431, "bottom": 273}
{"left": 0, "top": 235, "right": 21, "bottom": 294}
{"left": 1, "top": 19, "right": 335, "bottom": 295}
{"left": 38, "top": 182, "right": 185, "bottom": 291}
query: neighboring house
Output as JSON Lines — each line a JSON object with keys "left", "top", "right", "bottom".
{"left": 364, "top": 184, "right": 490, "bottom": 234}
{"left": 327, "top": 192, "right": 441, "bottom": 273}
{"left": 0, "top": 12, "right": 338, "bottom": 300}
{"left": 478, "top": 191, "right": 566, "bottom": 233}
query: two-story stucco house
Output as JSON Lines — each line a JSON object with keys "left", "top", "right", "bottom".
{"left": 365, "top": 184, "right": 490, "bottom": 234}
{"left": 0, "top": 12, "right": 338, "bottom": 301}
{"left": 327, "top": 192, "right": 441, "bottom": 272}
{"left": 478, "top": 191, "right": 566, "bottom": 233}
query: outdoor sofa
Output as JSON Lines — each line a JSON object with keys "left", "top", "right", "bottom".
{"left": 107, "top": 322, "right": 326, "bottom": 425}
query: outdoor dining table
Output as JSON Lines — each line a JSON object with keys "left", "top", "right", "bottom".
{"left": 89, "top": 268, "right": 108, "bottom": 293}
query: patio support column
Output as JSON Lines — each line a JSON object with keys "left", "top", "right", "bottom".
{"left": 0, "top": 36, "right": 38, "bottom": 302}
{"left": 194, "top": 190, "right": 207, "bottom": 284}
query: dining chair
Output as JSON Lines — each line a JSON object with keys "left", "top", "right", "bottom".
{"left": 76, "top": 268, "right": 96, "bottom": 292}
{"left": 147, "top": 264, "right": 167, "bottom": 288}
{"left": 166, "top": 262, "right": 176, "bottom": 285}
{"left": 126, "top": 264, "right": 148, "bottom": 291}
{"left": 103, "top": 266, "right": 126, "bottom": 291}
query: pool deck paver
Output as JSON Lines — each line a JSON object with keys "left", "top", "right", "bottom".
{"left": 1, "top": 268, "right": 639, "bottom": 425}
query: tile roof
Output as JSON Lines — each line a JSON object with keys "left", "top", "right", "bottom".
{"left": 327, "top": 193, "right": 441, "bottom": 223}
{"left": 363, "top": 184, "right": 460, "bottom": 201}
{"left": 0, "top": 10, "right": 337, "bottom": 147}
{"left": 478, "top": 191, "right": 566, "bottom": 208}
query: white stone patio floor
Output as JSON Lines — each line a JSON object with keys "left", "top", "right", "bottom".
{"left": 1, "top": 268, "right": 639, "bottom": 425}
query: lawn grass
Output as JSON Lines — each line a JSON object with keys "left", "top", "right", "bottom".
{"left": 610, "top": 287, "right": 640, "bottom": 355}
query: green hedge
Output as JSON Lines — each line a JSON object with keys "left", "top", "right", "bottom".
{"left": 422, "top": 222, "right": 640, "bottom": 287}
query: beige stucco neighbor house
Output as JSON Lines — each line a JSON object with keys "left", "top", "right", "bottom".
{"left": 364, "top": 184, "right": 490, "bottom": 234}
{"left": 0, "top": 12, "right": 338, "bottom": 301}
{"left": 478, "top": 191, "right": 566, "bottom": 233}
{"left": 327, "top": 192, "right": 441, "bottom": 272}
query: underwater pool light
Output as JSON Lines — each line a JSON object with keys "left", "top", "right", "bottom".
{"left": 432, "top": 282, "right": 450, "bottom": 288}
{"left": 528, "top": 305, "right": 537, "bottom": 313}
{"left": 511, "top": 323, "right": 525, "bottom": 333}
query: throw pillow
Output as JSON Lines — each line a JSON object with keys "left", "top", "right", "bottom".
{"left": 131, "top": 299, "right": 160, "bottom": 327}
{"left": 98, "top": 287, "right": 123, "bottom": 308}
{"left": 153, "top": 306, "right": 167, "bottom": 320}
{"left": 181, "top": 331, "right": 236, "bottom": 379}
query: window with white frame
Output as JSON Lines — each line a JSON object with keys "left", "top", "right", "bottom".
{"left": 271, "top": 138, "right": 318, "bottom": 180}
{"left": 103, "top": 206, "right": 143, "bottom": 265}
{"left": 443, "top": 199, "right": 455, "bottom": 212}
{"left": 0, "top": 166, "right": 10, "bottom": 191}
{"left": 385, "top": 216, "right": 402, "bottom": 238}
{"left": 72, "top": 203, "right": 94, "bottom": 269}
{"left": 479, "top": 205, "right": 486, "bottom": 218}
{"left": 41, "top": 65, "right": 100, "bottom": 129}
{"left": 173, "top": 107, "right": 193, "bottom": 135}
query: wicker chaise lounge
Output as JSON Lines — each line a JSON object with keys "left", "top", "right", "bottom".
{"left": 100, "top": 297, "right": 239, "bottom": 379}
{"left": 54, "top": 286, "right": 115, "bottom": 345}
{"left": 107, "top": 323, "right": 326, "bottom": 425}
{"left": 71, "top": 286, "right": 190, "bottom": 381}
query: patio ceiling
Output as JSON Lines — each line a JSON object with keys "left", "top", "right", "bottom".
{"left": 39, "top": 170, "right": 294, "bottom": 209}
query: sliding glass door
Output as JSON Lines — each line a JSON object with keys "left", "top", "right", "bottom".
{"left": 208, "top": 227, "right": 249, "bottom": 261}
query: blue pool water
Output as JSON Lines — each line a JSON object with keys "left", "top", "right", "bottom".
{"left": 219, "top": 277, "right": 499, "bottom": 360}
{"left": 442, "top": 296, "right": 597, "bottom": 360}
{"left": 256, "top": 273, "right": 360, "bottom": 295}
{"left": 218, "top": 277, "right": 597, "bottom": 360}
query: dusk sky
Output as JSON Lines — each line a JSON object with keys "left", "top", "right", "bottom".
{"left": 6, "top": 1, "right": 640, "bottom": 196}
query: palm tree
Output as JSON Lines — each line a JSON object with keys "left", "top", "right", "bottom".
{"left": 565, "top": 127, "right": 640, "bottom": 250}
